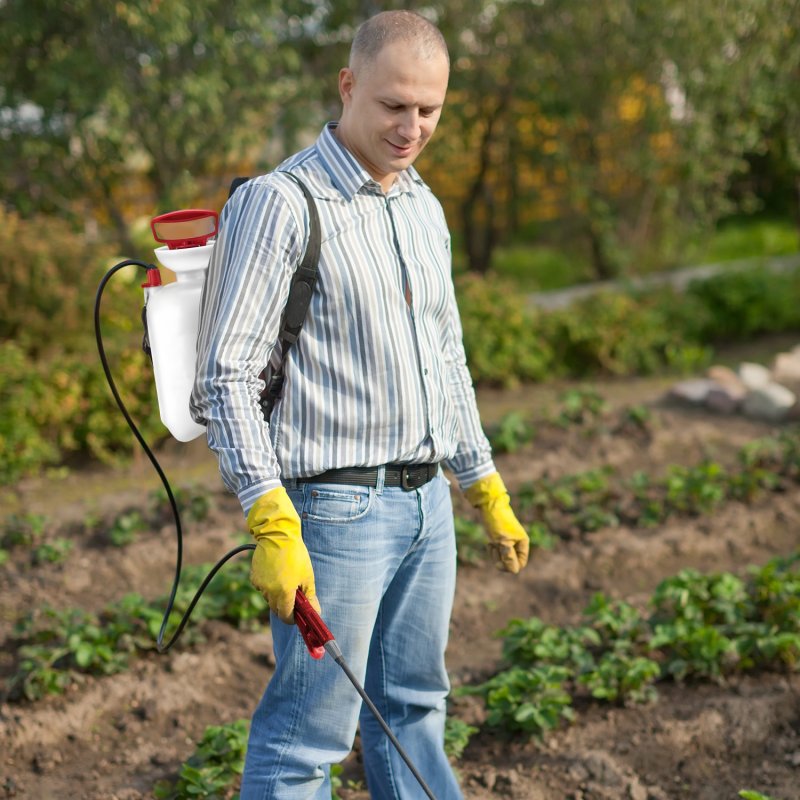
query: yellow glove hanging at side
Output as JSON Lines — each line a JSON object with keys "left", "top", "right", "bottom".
{"left": 464, "top": 472, "right": 530, "bottom": 574}
{"left": 247, "top": 486, "right": 320, "bottom": 624}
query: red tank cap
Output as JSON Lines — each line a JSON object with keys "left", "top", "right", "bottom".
{"left": 151, "top": 209, "right": 219, "bottom": 249}
{"left": 141, "top": 267, "right": 163, "bottom": 288}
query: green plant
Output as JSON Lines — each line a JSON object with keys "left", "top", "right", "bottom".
{"left": 175, "top": 559, "right": 268, "bottom": 628}
{"left": 664, "top": 462, "right": 728, "bottom": 515}
{"left": 739, "top": 791, "right": 782, "bottom": 800}
{"left": 330, "top": 763, "right": 344, "bottom": 799}
{"left": 554, "top": 388, "right": 608, "bottom": 427}
{"left": 499, "top": 617, "right": 597, "bottom": 674}
{"left": 527, "top": 522, "right": 556, "bottom": 550}
{"left": 2, "top": 512, "right": 46, "bottom": 547}
{"left": 621, "top": 403, "right": 654, "bottom": 431}
{"left": 582, "top": 594, "right": 649, "bottom": 647}
{"left": 464, "top": 665, "right": 574, "bottom": 737}
{"left": 8, "top": 606, "right": 137, "bottom": 701}
{"left": 577, "top": 650, "right": 660, "bottom": 704}
{"left": 444, "top": 716, "right": 478, "bottom": 760}
{"left": 32, "top": 537, "right": 73, "bottom": 565}
{"left": 150, "top": 483, "right": 214, "bottom": 523}
{"left": 487, "top": 411, "right": 535, "bottom": 453}
{"left": 154, "top": 719, "right": 248, "bottom": 800}
{"left": 7, "top": 556, "right": 268, "bottom": 702}
{"left": 108, "top": 510, "right": 147, "bottom": 546}
{"left": 647, "top": 570, "right": 748, "bottom": 680}
{"left": 453, "top": 515, "right": 486, "bottom": 566}
{"left": 465, "top": 553, "right": 800, "bottom": 740}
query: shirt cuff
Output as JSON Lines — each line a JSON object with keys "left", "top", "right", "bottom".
{"left": 450, "top": 459, "right": 497, "bottom": 493}
{"left": 239, "top": 478, "right": 283, "bottom": 518}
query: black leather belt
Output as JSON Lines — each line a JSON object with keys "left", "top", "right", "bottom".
{"left": 297, "top": 463, "right": 439, "bottom": 491}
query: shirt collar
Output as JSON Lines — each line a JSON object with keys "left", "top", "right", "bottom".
{"left": 316, "top": 122, "right": 424, "bottom": 200}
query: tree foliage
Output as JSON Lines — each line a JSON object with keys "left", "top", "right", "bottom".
{"left": 426, "top": 0, "right": 800, "bottom": 275}
{"left": 1, "top": 0, "right": 798, "bottom": 267}
{"left": 0, "top": 0, "right": 325, "bottom": 249}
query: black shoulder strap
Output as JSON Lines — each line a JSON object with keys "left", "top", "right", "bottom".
{"left": 231, "top": 173, "right": 320, "bottom": 421}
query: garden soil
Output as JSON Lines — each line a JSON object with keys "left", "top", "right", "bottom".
{"left": 2, "top": 360, "right": 799, "bottom": 800}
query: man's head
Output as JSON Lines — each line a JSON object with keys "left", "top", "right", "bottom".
{"left": 335, "top": 11, "right": 450, "bottom": 192}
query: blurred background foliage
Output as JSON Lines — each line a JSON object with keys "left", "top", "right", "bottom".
{"left": 1, "top": 0, "right": 800, "bottom": 481}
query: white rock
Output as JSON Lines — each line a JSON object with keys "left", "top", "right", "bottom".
{"left": 741, "top": 383, "right": 797, "bottom": 421}
{"left": 667, "top": 379, "right": 718, "bottom": 405}
{"left": 738, "top": 362, "right": 772, "bottom": 390}
{"left": 707, "top": 365, "right": 746, "bottom": 392}
{"left": 772, "top": 351, "right": 800, "bottom": 384}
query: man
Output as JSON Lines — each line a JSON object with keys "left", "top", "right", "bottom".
{"left": 191, "top": 10, "right": 529, "bottom": 799}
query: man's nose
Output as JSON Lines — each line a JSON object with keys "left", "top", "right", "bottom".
{"left": 397, "top": 109, "right": 421, "bottom": 141}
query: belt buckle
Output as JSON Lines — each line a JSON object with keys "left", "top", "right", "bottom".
{"left": 400, "top": 466, "right": 418, "bottom": 491}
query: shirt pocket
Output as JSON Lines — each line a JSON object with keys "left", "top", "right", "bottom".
{"left": 302, "top": 484, "right": 373, "bottom": 524}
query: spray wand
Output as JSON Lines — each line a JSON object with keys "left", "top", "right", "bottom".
{"left": 293, "top": 589, "right": 438, "bottom": 800}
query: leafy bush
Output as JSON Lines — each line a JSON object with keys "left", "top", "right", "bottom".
{"left": 546, "top": 291, "right": 696, "bottom": 377}
{"left": 0, "top": 209, "right": 114, "bottom": 353}
{"left": 456, "top": 272, "right": 554, "bottom": 386}
{"left": 687, "top": 268, "right": 800, "bottom": 340}
{"left": 0, "top": 339, "right": 163, "bottom": 483}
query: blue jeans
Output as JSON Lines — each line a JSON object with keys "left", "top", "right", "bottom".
{"left": 239, "top": 470, "right": 464, "bottom": 800}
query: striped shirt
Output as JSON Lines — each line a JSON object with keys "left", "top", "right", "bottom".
{"left": 191, "top": 123, "right": 495, "bottom": 514}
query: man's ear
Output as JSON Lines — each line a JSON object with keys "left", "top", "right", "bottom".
{"left": 338, "top": 67, "right": 355, "bottom": 104}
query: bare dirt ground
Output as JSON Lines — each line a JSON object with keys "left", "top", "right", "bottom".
{"left": 1, "top": 360, "right": 799, "bottom": 800}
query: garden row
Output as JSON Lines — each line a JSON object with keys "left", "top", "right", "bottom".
{"left": 4, "top": 262, "right": 800, "bottom": 483}
{"left": 6, "top": 426, "right": 799, "bottom": 703}
{"left": 153, "top": 548, "right": 799, "bottom": 800}
{"left": 460, "top": 553, "right": 800, "bottom": 740}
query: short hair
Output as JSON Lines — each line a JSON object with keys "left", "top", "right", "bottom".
{"left": 349, "top": 10, "right": 449, "bottom": 73}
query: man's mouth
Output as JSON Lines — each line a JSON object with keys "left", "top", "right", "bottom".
{"left": 387, "top": 140, "right": 415, "bottom": 157}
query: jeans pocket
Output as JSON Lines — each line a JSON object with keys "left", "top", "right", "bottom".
{"left": 303, "top": 484, "right": 373, "bottom": 524}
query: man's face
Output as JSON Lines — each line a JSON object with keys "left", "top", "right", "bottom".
{"left": 337, "top": 41, "right": 449, "bottom": 192}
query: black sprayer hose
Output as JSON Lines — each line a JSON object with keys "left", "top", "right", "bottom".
{"left": 94, "top": 259, "right": 254, "bottom": 652}
{"left": 98, "top": 261, "right": 438, "bottom": 798}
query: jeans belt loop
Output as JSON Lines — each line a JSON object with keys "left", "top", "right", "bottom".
{"left": 376, "top": 465, "right": 386, "bottom": 495}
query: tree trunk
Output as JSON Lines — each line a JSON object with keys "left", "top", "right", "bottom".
{"left": 461, "top": 95, "right": 508, "bottom": 274}
{"left": 586, "top": 221, "right": 616, "bottom": 281}
{"left": 462, "top": 187, "right": 497, "bottom": 274}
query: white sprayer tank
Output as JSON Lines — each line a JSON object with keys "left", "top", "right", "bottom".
{"left": 145, "top": 243, "right": 212, "bottom": 442}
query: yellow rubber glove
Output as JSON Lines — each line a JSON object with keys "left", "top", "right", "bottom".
{"left": 464, "top": 472, "right": 530, "bottom": 574}
{"left": 247, "top": 486, "right": 320, "bottom": 624}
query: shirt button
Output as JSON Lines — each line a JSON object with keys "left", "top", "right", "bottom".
{"left": 424, "top": 368, "right": 429, "bottom": 375}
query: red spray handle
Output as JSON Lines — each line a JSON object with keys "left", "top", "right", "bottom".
{"left": 294, "top": 588, "right": 333, "bottom": 659}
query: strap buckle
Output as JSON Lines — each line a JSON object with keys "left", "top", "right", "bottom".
{"left": 400, "top": 465, "right": 429, "bottom": 491}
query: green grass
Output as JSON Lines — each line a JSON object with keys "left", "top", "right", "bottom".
{"left": 694, "top": 217, "right": 800, "bottom": 263}
{"left": 490, "top": 244, "right": 592, "bottom": 291}
{"left": 454, "top": 216, "right": 799, "bottom": 293}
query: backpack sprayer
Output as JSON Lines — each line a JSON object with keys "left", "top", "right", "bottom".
{"left": 94, "top": 203, "right": 438, "bottom": 799}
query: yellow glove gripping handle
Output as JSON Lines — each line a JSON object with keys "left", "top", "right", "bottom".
{"left": 464, "top": 472, "right": 530, "bottom": 574}
{"left": 247, "top": 487, "right": 320, "bottom": 624}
